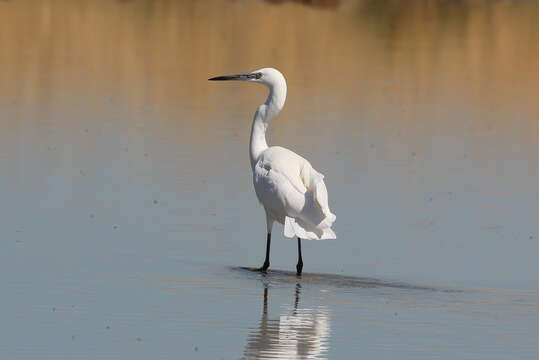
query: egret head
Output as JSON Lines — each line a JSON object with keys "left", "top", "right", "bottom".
{"left": 209, "top": 67, "right": 287, "bottom": 112}
{"left": 209, "top": 67, "right": 286, "bottom": 90}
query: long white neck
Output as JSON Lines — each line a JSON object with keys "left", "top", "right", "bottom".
{"left": 249, "top": 79, "right": 287, "bottom": 169}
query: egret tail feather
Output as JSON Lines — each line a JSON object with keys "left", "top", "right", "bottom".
{"left": 284, "top": 216, "right": 336, "bottom": 240}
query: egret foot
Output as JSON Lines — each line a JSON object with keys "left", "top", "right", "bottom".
{"left": 296, "top": 237, "right": 303, "bottom": 275}
{"left": 296, "top": 262, "right": 303, "bottom": 276}
{"left": 258, "top": 233, "right": 271, "bottom": 273}
{"left": 258, "top": 262, "right": 270, "bottom": 273}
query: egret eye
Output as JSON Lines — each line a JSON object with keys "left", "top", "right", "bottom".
{"left": 255, "top": 73, "right": 262, "bottom": 79}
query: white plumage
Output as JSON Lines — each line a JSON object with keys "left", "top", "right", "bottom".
{"left": 254, "top": 146, "right": 336, "bottom": 240}
{"left": 209, "top": 67, "right": 336, "bottom": 273}
{"left": 247, "top": 68, "right": 336, "bottom": 241}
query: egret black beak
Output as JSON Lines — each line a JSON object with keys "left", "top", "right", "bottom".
{"left": 208, "top": 73, "right": 258, "bottom": 81}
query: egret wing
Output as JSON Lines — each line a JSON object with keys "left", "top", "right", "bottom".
{"left": 253, "top": 157, "right": 305, "bottom": 223}
{"left": 253, "top": 147, "right": 336, "bottom": 240}
{"left": 299, "top": 164, "right": 336, "bottom": 228}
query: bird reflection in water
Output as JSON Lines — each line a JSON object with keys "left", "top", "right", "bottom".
{"left": 242, "top": 283, "right": 331, "bottom": 360}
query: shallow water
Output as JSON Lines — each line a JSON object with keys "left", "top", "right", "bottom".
{"left": 2, "top": 0, "right": 539, "bottom": 358}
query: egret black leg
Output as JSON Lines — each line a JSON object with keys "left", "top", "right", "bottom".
{"left": 259, "top": 233, "right": 271, "bottom": 272}
{"left": 296, "top": 237, "right": 303, "bottom": 275}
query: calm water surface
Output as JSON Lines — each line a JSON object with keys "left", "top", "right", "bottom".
{"left": 1, "top": 0, "right": 539, "bottom": 358}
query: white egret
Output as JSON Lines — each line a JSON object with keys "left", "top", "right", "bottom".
{"left": 209, "top": 68, "right": 336, "bottom": 275}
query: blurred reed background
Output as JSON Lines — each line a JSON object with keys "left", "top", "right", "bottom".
{"left": 1, "top": 0, "right": 538, "bottom": 141}
{"left": 2, "top": 1, "right": 539, "bottom": 359}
